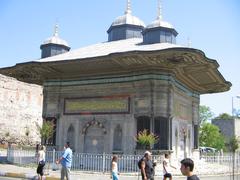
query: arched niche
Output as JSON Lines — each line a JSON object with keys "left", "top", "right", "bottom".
{"left": 113, "top": 124, "right": 122, "bottom": 151}
{"left": 67, "top": 124, "right": 75, "bottom": 151}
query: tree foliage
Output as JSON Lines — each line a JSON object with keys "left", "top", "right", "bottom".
{"left": 134, "top": 129, "right": 159, "bottom": 149}
{"left": 199, "top": 105, "right": 214, "bottom": 125}
{"left": 199, "top": 123, "right": 225, "bottom": 150}
{"left": 214, "top": 113, "right": 233, "bottom": 120}
{"left": 229, "top": 136, "right": 239, "bottom": 152}
{"left": 36, "top": 121, "right": 55, "bottom": 145}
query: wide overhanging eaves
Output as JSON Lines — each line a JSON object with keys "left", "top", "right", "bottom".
{"left": 0, "top": 48, "right": 231, "bottom": 94}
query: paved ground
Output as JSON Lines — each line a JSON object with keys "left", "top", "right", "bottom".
{"left": 0, "top": 177, "right": 22, "bottom": 180}
{"left": 1, "top": 148, "right": 240, "bottom": 180}
{"left": 1, "top": 163, "right": 240, "bottom": 180}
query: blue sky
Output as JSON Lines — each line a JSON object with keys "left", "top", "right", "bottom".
{"left": 0, "top": 0, "right": 240, "bottom": 116}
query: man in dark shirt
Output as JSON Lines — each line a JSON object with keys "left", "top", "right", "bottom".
{"left": 180, "top": 158, "right": 200, "bottom": 180}
{"left": 140, "top": 151, "right": 155, "bottom": 180}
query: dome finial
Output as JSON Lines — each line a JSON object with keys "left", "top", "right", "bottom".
{"left": 187, "top": 37, "right": 192, "bottom": 47}
{"left": 54, "top": 23, "right": 59, "bottom": 37}
{"left": 125, "top": 0, "right": 132, "bottom": 15}
{"left": 157, "top": 0, "right": 163, "bottom": 20}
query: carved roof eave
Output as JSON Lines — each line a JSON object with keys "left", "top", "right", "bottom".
{"left": 0, "top": 47, "right": 231, "bottom": 94}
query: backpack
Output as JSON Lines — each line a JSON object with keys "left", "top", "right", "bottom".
{"left": 138, "top": 158, "right": 144, "bottom": 169}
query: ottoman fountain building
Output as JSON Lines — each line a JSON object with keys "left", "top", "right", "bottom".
{"left": 0, "top": 1, "right": 231, "bottom": 158}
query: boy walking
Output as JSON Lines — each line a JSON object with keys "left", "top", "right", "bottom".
{"left": 180, "top": 158, "right": 200, "bottom": 180}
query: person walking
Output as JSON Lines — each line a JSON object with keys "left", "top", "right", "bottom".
{"left": 140, "top": 151, "right": 155, "bottom": 180}
{"left": 36, "top": 145, "right": 46, "bottom": 180}
{"left": 163, "top": 154, "right": 176, "bottom": 180}
{"left": 56, "top": 142, "right": 73, "bottom": 180}
{"left": 180, "top": 158, "right": 200, "bottom": 180}
{"left": 111, "top": 155, "right": 119, "bottom": 180}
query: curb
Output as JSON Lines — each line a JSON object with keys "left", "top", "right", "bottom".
{"left": 0, "top": 171, "right": 60, "bottom": 180}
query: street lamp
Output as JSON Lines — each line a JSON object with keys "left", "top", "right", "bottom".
{"left": 232, "top": 95, "right": 240, "bottom": 117}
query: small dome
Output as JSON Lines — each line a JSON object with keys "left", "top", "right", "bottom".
{"left": 146, "top": 19, "right": 174, "bottom": 29}
{"left": 111, "top": 13, "right": 145, "bottom": 27}
{"left": 42, "top": 24, "right": 69, "bottom": 47}
{"left": 40, "top": 24, "right": 70, "bottom": 58}
{"left": 42, "top": 36, "right": 69, "bottom": 47}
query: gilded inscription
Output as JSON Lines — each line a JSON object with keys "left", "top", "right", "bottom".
{"left": 64, "top": 96, "right": 130, "bottom": 114}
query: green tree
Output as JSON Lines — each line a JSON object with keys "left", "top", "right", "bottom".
{"left": 229, "top": 136, "right": 239, "bottom": 152}
{"left": 199, "top": 123, "right": 225, "bottom": 150}
{"left": 214, "top": 113, "right": 233, "bottom": 120}
{"left": 199, "top": 105, "right": 214, "bottom": 125}
{"left": 134, "top": 129, "right": 159, "bottom": 150}
{"left": 36, "top": 121, "right": 55, "bottom": 145}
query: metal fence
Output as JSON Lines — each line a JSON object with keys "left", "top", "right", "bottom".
{"left": 45, "top": 150, "right": 162, "bottom": 173}
{"left": 7, "top": 149, "right": 162, "bottom": 173}
{"left": 6, "top": 148, "right": 240, "bottom": 174}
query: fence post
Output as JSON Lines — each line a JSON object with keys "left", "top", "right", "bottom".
{"left": 102, "top": 152, "right": 105, "bottom": 173}
{"left": 7, "top": 143, "right": 13, "bottom": 163}
{"left": 52, "top": 149, "right": 55, "bottom": 164}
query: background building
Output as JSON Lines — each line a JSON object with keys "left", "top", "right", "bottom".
{"left": 212, "top": 118, "right": 240, "bottom": 147}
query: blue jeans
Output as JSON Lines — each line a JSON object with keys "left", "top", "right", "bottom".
{"left": 112, "top": 172, "right": 119, "bottom": 180}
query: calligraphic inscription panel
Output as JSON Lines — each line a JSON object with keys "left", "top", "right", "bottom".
{"left": 64, "top": 96, "right": 130, "bottom": 115}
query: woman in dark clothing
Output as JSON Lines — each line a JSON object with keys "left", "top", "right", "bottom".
{"left": 36, "top": 145, "right": 46, "bottom": 180}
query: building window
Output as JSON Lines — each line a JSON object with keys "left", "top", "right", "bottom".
{"left": 165, "top": 32, "right": 172, "bottom": 43}
{"left": 136, "top": 116, "right": 150, "bottom": 149}
{"left": 154, "top": 116, "right": 169, "bottom": 150}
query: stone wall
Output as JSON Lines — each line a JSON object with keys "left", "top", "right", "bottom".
{"left": 0, "top": 74, "right": 43, "bottom": 145}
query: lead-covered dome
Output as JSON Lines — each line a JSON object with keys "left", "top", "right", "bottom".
{"left": 107, "top": 0, "right": 145, "bottom": 42}
{"left": 40, "top": 24, "right": 70, "bottom": 58}
{"left": 111, "top": 13, "right": 145, "bottom": 27}
{"left": 146, "top": 18, "right": 174, "bottom": 29}
{"left": 143, "top": 0, "right": 178, "bottom": 44}
{"left": 42, "top": 34, "right": 69, "bottom": 47}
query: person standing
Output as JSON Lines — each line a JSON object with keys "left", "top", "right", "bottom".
{"left": 36, "top": 145, "right": 46, "bottom": 180}
{"left": 163, "top": 154, "right": 176, "bottom": 180}
{"left": 140, "top": 151, "right": 155, "bottom": 180}
{"left": 56, "top": 142, "right": 73, "bottom": 180}
{"left": 111, "top": 155, "right": 119, "bottom": 180}
{"left": 180, "top": 158, "right": 200, "bottom": 180}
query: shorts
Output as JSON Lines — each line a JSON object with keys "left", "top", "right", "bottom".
{"left": 37, "top": 163, "right": 45, "bottom": 176}
{"left": 164, "top": 173, "right": 172, "bottom": 178}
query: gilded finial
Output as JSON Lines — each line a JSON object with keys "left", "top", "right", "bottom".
{"left": 125, "top": 0, "right": 132, "bottom": 14}
{"left": 54, "top": 23, "right": 59, "bottom": 37}
{"left": 157, "top": 0, "right": 163, "bottom": 20}
{"left": 187, "top": 37, "right": 192, "bottom": 47}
